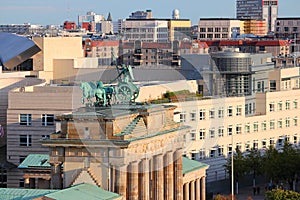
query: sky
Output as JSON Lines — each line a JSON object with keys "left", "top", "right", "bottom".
{"left": 0, "top": 0, "right": 299, "bottom": 25}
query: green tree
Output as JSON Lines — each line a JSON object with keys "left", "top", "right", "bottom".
{"left": 262, "top": 145, "right": 281, "bottom": 184}
{"left": 280, "top": 142, "right": 300, "bottom": 190}
{"left": 244, "top": 148, "right": 263, "bottom": 187}
{"left": 225, "top": 147, "right": 246, "bottom": 194}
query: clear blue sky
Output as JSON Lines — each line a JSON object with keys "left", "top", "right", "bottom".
{"left": 0, "top": 0, "right": 299, "bottom": 25}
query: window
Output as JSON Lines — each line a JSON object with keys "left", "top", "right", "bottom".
{"left": 227, "top": 106, "right": 233, "bottom": 117}
{"left": 190, "top": 130, "right": 196, "bottom": 141}
{"left": 199, "top": 109, "right": 206, "bottom": 120}
{"left": 190, "top": 112, "right": 196, "bottom": 121}
{"left": 278, "top": 137, "right": 284, "bottom": 146}
{"left": 253, "top": 122, "right": 258, "bottom": 132}
{"left": 270, "top": 120, "right": 275, "bottom": 130}
{"left": 19, "top": 156, "right": 26, "bottom": 164}
{"left": 236, "top": 125, "right": 242, "bottom": 134}
{"left": 257, "top": 81, "right": 262, "bottom": 92}
{"left": 209, "top": 109, "right": 215, "bottom": 119}
{"left": 210, "top": 149, "right": 216, "bottom": 158}
{"left": 269, "top": 103, "right": 275, "bottom": 112}
{"left": 262, "top": 140, "right": 267, "bottom": 149}
{"left": 218, "top": 127, "right": 224, "bottom": 137}
{"left": 180, "top": 112, "right": 186, "bottom": 122}
{"left": 278, "top": 119, "right": 283, "bottom": 128}
{"left": 19, "top": 114, "right": 32, "bottom": 126}
{"left": 199, "top": 149, "right": 206, "bottom": 159}
{"left": 191, "top": 153, "right": 196, "bottom": 160}
{"left": 228, "top": 145, "right": 232, "bottom": 155}
{"left": 42, "top": 135, "right": 50, "bottom": 139}
{"left": 222, "top": 34, "right": 228, "bottom": 38}
{"left": 215, "top": 27, "right": 221, "bottom": 32}
{"left": 286, "top": 118, "right": 290, "bottom": 127}
{"left": 270, "top": 138, "right": 275, "bottom": 146}
{"left": 262, "top": 121, "right": 267, "bottom": 131}
{"left": 218, "top": 108, "right": 224, "bottom": 118}
{"left": 42, "top": 114, "right": 54, "bottom": 126}
{"left": 284, "top": 27, "right": 289, "bottom": 32}
{"left": 294, "top": 100, "right": 298, "bottom": 109}
{"left": 285, "top": 136, "right": 290, "bottom": 142}
{"left": 19, "top": 179, "right": 25, "bottom": 188}
{"left": 199, "top": 34, "right": 206, "bottom": 38}
{"left": 236, "top": 106, "right": 242, "bottom": 116}
{"left": 209, "top": 129, "right": 215, "bottom": 138}
{"left": 207, "top": 34, "right": 213, "bottom": 38}
{"left": 277, "top": 101, "right": 282, "bottom": 111}
{"left": 245, "top": 142, "right": 250, "bottom": 152}
{"left": 199, "top": 27, "right": 206, "bottom": 32}
{"left": 286, "top": 100, "right": 290, "bottom": 110}
{"left": 245, "top": 123, "right": 250, "bottom": 133}
{"left": 207, "top": 27, "right": 213, "bottom": 32}
{"left": 245, "top": 104, "right": 249, "bottom": 115}
{"left": 294, "top": 135, "right": 298, "bottom": 144}
{"left": 222, "top": 27, "right": 228, "bottom": 32}
{"left": 199, "top": 129, "right": 205, "bottom": 140}
{"left": 236, "top": 143, "right": 242, "bottom": 151}
{"left": 19, "top": 135, "right": 32, "bottom": 146}
{"left": 218, "top": 146, "right": 224, "bottom": 156}
{"left": 253, "top": 140, "right": 258, "bottom": 150}
{"left": 294, "top": 117, "right": 298, "bottom": 126}
{"left": 227, "top": 126, "right": 233, "bottom": 136}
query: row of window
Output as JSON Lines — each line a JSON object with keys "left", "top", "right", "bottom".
{"left": 199, "top": 27, "right": 229, "bottom": 33}
{"left": 269, "top": 99, "right": 298, "bottom": 112}
{"left": 198, "top": 33, "right": 229, "bottom": 39}
{"left": 187, "top": 117, "right": 298, "bottom": 140}
{"left": 19, "top": 134, "right": 50, "bottom": 147}
{"left": 180, "top": 106, "right": 243, "bottom": 122}
{"left": 276, "top": 27, "right": 299, "bottom": 32}
{"left": 19, "top": 114, "right": 54, "bottom": 126}
{"left": 189, "top": 136, "right": 297, "bottom": 160}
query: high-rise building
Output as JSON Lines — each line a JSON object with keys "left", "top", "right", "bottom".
{"left": 236, "top": 0, "right": 278, "bottom": 33}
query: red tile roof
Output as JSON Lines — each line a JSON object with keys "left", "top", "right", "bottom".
{"left": 91, "top": 40, "right": 119, "bottom": 47}
{"left": 141, "top": 43, "right": 172, "bottom": 49}
{"left": 200, "top": 39, "right": 290, "bottom": 47}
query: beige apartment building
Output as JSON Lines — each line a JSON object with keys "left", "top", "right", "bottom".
{"left": 6, "top": 85, "right": 82, "bottom": 188}
{"left": 122, "top": 18, "right": 191, "bottom": 42}
{"left": 169, "top": 67, "right": 300, "bottom": 182}
{"left": 198, "top": 18, "right": 242, "bottom": 39}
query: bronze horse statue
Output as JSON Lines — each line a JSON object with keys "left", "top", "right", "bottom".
{"left": 80, "top": 82, "right": 107, "bottom": 106}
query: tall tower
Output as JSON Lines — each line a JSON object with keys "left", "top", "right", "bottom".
{"left": 236, "top": 0, "right": 278, "bottom": 32}
{"left": 172, "top": 9, "right": 180, "bottom": 19}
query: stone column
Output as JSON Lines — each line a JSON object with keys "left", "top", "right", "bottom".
{"left": 174, "top": 149, "right": 183, "bottom": 200}
{"left": 139, "top": 158, "right": 150, "bottom": 200}
{"left": 128, "top": 161, "right": 139, "bottom": 200}
{"left": 201, "top": 176, "right": 206, "bottom": 200}
{"left": 195, "top": 179, "right": 200, "bottom": 200}
{"left": 153, "top": 154, "right": 164, "bottom": 200}
{"left": 50, "top": 162, "right": 62, "bottom": 189}
{"left": 190, "top": 181, "right": 195, "bottom": 200}
{"left": 115, "top": 165, "right": 127, "bottom": 198}
{"left": 184, "top": 183, "right": 189, "bottom": 200}
{"left": 164, "top": 151, "right": 174, "bottom": 200}
{"left": 110, "top": 166, "right": 115, "bottom": 192}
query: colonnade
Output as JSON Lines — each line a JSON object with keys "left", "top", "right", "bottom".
{"left": 114, "top": 149, "right": 183, "bottom": 200}
{"left": 183, "top": 176, "right": 206, "bottom": 200}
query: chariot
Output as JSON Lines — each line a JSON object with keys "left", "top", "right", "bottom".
{"left": 80, "top": 52, "right": 139, "bottom": 107}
